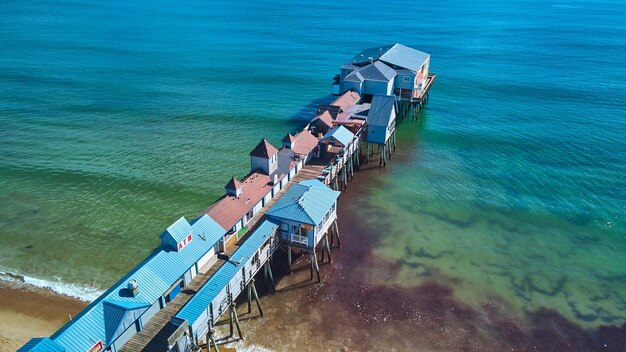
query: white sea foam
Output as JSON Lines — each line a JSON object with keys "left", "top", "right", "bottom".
{"left": 0, "top": 271, "right": 103, "bottom": 302}
{"left": 226, "top": 344, "right": 275, "bottom": 352}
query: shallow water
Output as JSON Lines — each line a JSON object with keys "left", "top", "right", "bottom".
{"left": 1, "top": 0, "right": 626, "bottom": 348}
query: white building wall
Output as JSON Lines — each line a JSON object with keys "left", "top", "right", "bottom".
{"left": 251, "top": 155, "right": 277, "bottom": 175}
{"left": 197, "top": 248, "right": 216, "bottom": 271}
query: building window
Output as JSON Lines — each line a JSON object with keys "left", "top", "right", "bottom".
{"left": 403, "top": 76, "right": 411, "bottom": 82}
{"left": 281, "top": 223, "right": 289, "bottom": 233}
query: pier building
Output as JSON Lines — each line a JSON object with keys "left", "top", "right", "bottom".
{"left": 333, "top": 43, "right": 436, "bottom": 119}
{"left": 19, "top": 215, "right": 226, "bottom": 352}
{"left": 365, "top": 94, "right": 397, "bottom": 167}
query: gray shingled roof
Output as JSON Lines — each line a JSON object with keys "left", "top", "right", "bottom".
{"left": 344, "top": 61, "right": 396, "bottom": 83}
{"left": 343, "top": 70, "right": 363, "bottom": 82}
{"left": 367, "top": 94, "right": 396, "bottom": 127}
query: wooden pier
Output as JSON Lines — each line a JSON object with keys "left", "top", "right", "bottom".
{"left": 19, "top": 44, "right": 435, "bottom": 352}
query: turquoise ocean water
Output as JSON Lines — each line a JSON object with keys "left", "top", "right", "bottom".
{"left": 1, "top": 0, "right": 625, "bottom": 346}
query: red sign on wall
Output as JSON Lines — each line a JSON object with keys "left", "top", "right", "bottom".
{"left": 177, "top": 233, "right": 193, "bottom": 251}
{"left": 87, "top": 340, "right": 103, "bottom": 352}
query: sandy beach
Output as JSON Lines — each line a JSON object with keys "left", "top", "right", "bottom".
{"left": 0, "top": 284, "right": 87, "bottom": 352}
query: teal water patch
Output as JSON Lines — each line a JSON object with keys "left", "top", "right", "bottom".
{"left": 351, "top": 117, "right": 626, "bottom": 328}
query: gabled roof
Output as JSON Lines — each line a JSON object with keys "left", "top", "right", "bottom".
{"left": 267, "top": 181, "right": 340, "bottom": 225}
{"left": 291, "top": 130, "right": 319, "bottom": 156}
{"left": 18, "top": 338, "right": 65, "bottom": 352}
{"left": 49, "top": 215, "right": 226, "bottom": 352}
{"left": 317, "top": 104, "right": 342, "bottom": 118}
{"left": 343, "top": 70, "right": 364, "bottom": 82}
{"left": 160, "top": 216, "right": 193, "bottom": 247}
{"left": 174, "top": 219, "right": 280, "bottom": 327}
{"left": 282, "top": 133, "right": 296, "bottom": 144}
{"left": 249, "top": 139, "right": 278, "bottom": 158}
{"left": 225, "top": 177, "right": 242, "bottom": 191}
{"left": 379, "top": 43, "right": 430, "bottom": 73}
{"left": 205, "top": 172, "right": 279, "bottom": 231}
{"left": 349, "top": 43, "right": 430, "bottom": 74}
{"left": 312, "top": 111, "right": 334, "bottom": 129}
{"left": 351, "top": 61, "right": 396, "bottom": 82}
{"left": 368, "top": 94, "right": 396, "bottom": 127}
{"left": 331, "top": 91, "right": 361, "bottom": 110}
{"left": 320, "top": 125, "right": 355, "bottom": 147}
{"left": 103, "top": 300, "right": 149, "bottom": 344}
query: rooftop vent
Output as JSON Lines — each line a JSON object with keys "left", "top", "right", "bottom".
{"left": 127, "top": 279, "right": 139, "bottom": 297}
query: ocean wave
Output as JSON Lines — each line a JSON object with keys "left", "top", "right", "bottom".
{"left": 0, "top": 271, "right": 103, "bottom": 302}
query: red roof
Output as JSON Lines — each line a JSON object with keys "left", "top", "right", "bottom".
{"left": 331, "top": 91, "right": 361, "bottom": 110}
{"left": 249, "top": 139, "right": 278, "bottom": 158}
{"left": 205, "top": 172, "right": 282, "bottom": 231}
{"left": 313, "top": 111, "right": 334, "bottom": 128}
{"left": 291, "top": 130, "right": 319, "bottom": 156}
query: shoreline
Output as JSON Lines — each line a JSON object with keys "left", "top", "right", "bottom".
{"left": 0, "top": 283, "right": 87, "bottom": 352}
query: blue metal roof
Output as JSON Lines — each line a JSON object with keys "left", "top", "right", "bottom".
{"left": 368, "top": 94, "right": 396, "bottom": 127}
{"left": 191, "top": 214, "right": 227, "bottom": 245}
{"left": 18, "top": 338, "right": 65, "bottom": 352}
{"left": 174, "top": 219, "right": 280, "bottom": 326}
{"left": 48, "top": 215, "right": 226, "bottom": 352}
{"left": 379, "top": 43, "right": 430, "bottom": 73}
{"left": 298, "top": 179, "right": 329, "bottom": 189}
{"left": 266, "top": 181, "right": 340, "bottom": 225}
{"left": 160, "top": 216, "right": 193, "bottom": 249}
{"left": 321, "top": 125, "right": 354, "bottom": 147}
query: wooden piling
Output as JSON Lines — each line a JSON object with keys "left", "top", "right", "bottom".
{"left": 251, "top": 279, "right": 263, "bottom": 317}
{"left": 266, "top": 261, "right": 276, "bottom": 293}
{"left": 206, "top": 326, "right": 219, "bottom": 352}
{"left": 324, "top": 234, "right": 332, "bottom": 263}
{"left": 247, "top": 282, "right": 252, "bottom": 314}
{"left": 230, "top": 304, "right": 243, "bottom": 340}
{"left": 311, "top": 250, "right": 321, "bottom": 282}
{"left": 333, "top": 221, "right": 341, "bottom": 248}
{"left": 287, "top": 245, "right": 292, "bottom": 274}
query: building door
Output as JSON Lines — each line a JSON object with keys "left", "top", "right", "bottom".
{"left": 165, "top": 280, "right": 183, "bottom": 303}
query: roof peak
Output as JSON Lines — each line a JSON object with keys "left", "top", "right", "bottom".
{"left": 249, "top": 138, "right": 279, "bottom": 158}
{"left": 225, "top": 176, "right": 242, "bottom": 190}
